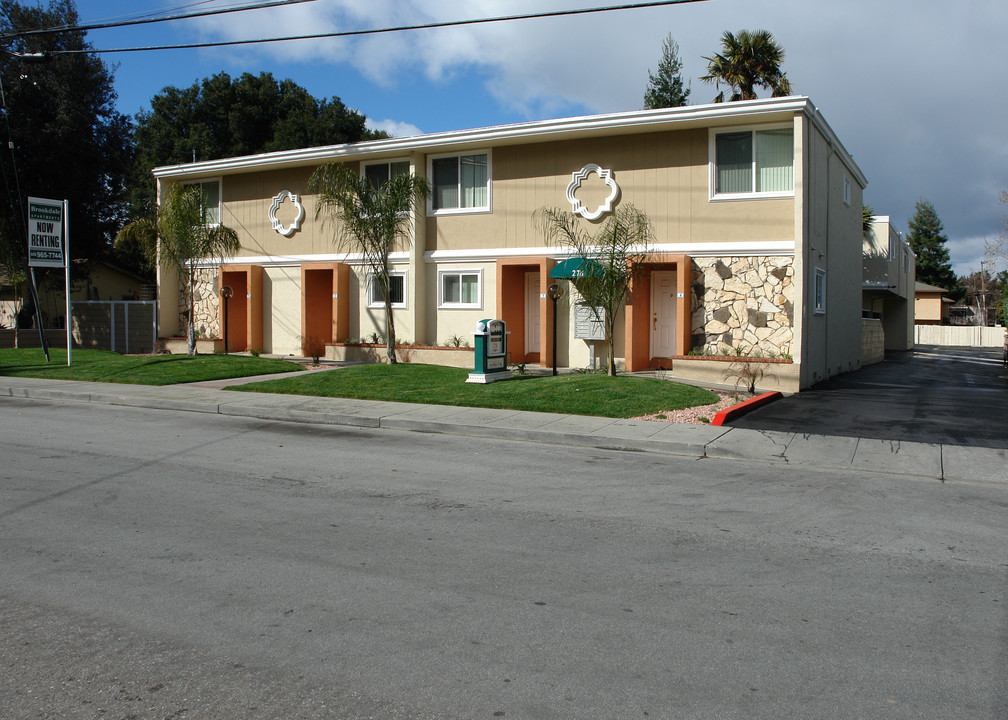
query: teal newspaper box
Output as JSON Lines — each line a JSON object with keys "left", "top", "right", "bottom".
{"left": 467, "top": 318, "right": 512, "bottom": 384}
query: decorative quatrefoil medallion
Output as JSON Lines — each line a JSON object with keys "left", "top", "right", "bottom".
{"left": 268, "top": 190, "right": 305, "bottom": 237}
{"left": 566, "top": 164, "right": 620, "bottom": 221}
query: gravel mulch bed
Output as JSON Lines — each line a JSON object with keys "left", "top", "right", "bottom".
{"left": 632, "top": 390, "right": 746, "bottom": 425}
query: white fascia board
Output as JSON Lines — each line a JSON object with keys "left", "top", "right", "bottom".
{"left": 153, "top": 97, "right": 820, "bottom": 180}
{"left": 424, "top": 241, "right": 796, "bottom": 264}
{"left": 191, "top": 251, "right": 411, "bottom": 269}
{"left": 805, "top": 105, "right": 868, "bottom": 188}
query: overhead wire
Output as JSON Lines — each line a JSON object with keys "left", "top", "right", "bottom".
{"left": 0, "top": 0, "right": 321, "bottom": 40}
{"left": 4, "top": 0, "right": 712, "bottom": 55}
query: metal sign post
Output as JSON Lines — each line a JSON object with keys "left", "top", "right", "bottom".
{"left": 27, "top": 197, "right": 70, "bottom": 365}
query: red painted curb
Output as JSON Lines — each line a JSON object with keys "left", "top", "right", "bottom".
{"left": 711, "top": 391, "right": 783, "bottom": 426}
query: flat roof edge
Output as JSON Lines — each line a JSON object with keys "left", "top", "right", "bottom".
{"left": 152, "top": 96, "right": 865, "bottom": 188}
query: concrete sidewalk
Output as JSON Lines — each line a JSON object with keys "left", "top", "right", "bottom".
{"left": 1, "top": 374, "right": 1005, "bottom": 485}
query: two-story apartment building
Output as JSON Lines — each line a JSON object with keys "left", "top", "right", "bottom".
{"left": 153, "top": 96, "right": 866, "bottom": 391}
{"left": 863, "top": 215, "right": 915, "bottom": 353}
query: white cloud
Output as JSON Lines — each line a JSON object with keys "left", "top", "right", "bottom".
{"left": 367, "top": 118, "right": 423, "bottom": 138}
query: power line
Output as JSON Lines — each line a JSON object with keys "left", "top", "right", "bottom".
{"left": 0, "top": 0, "right": 320, "bottom": 40}
{"left": 18, "top": 0, "right": 713, "bottom": 56}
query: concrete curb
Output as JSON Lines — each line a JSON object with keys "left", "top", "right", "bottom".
{"left": 711, "top": 391, "right": 783, "bottom": 426}
{"left": 1, "top": 378, "right": 1004, "bottom": 485}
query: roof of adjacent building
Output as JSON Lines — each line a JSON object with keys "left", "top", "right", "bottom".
{"left": 152, "top": 95, "right": 867, "bottom": 188}
{"left": 915, "top": 281, "right": 951, "bottom": 294}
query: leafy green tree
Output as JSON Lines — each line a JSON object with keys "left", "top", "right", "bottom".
{"left": 907, "top": 198, "right": 959, "bottom": 298}
{"left": 307, "top": 164, "right": 429, "bottom": 364}
{"left": 700, "top": 29, "right": 792, "bottom": 103}
{"left": 0, "top": 0, "right": 132, "bottom": 264}
{"left": 0, "top": 230, "right": 26, "bottom": 342}
{"left": 116, "top": 184, "right": 240, "bottom": 355}
{"left": 535, "top": 204, "right": 655, "bottom": 376}
{"left": 128, "top": 72, "right": 388, "bottom": 218}
{"left": 644, "top": 34, "right": 690, "bottom": 109}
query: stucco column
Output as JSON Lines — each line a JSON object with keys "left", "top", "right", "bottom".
{"left": 410, "top": 151, "right": 428, "bottom": 345}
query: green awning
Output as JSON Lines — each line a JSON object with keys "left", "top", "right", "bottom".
{"left": 550, "top": 257, "right": 603, "bottom": 280}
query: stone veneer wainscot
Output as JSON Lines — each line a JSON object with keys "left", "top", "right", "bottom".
{"left": 691, "top": 257, "right": 794, "bottom": 357}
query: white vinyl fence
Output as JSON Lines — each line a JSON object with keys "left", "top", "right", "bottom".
{"left": 914, "top": 324, "right": 1006, "bottom": 348}
{"left": 72, "top": 301, "right": 158, "bottom": 354}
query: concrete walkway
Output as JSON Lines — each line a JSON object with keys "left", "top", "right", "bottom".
{"left": 1, "top": 373, "right": 1005, "bottom": 485}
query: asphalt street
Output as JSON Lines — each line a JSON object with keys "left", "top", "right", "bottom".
{"left": 733, "top": 345, "right": 1008, "bottom": 448}
{"left": 1, "top": 399, "right": 1006, "bottom": 719}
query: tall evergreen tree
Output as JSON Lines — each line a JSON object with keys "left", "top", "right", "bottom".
{"left": 643, "top": 34, "right": 690, "bottom": 109}
{"left": 907, "top": 198, "right": 958, "bottom": 295}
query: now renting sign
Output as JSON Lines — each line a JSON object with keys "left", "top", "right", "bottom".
{"left": 28, "top": 196, "right": 65, "bottom": 268}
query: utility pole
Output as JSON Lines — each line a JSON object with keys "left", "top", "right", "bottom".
{"left": 979, "top": 260, "right": 988, "bottom": 326}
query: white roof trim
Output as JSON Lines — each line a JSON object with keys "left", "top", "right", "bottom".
{"left": 423, "top": 240, "right": 795, "bottom": 264}
{"left": 191, "top": 251, "right": 410, "bottom": 269}
{"left": 152, "top": 96, "right": 866, "bottom": 188}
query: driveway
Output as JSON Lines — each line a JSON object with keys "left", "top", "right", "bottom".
{"left": 731, "top": 345, "right": 1008, "bottom": 449}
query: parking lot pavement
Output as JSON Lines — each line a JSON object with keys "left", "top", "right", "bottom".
{"left": 731, "top": 345, "right": 1008, "bottom": 449}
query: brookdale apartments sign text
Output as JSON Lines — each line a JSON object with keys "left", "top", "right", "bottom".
{"left": 28, "top": 196, "right": 65, "bottom": 268}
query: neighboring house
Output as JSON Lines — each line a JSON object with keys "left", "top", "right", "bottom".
{"left": 914, "top": 281, "right": 953, "bottom": 325}
{"left": 152, "top": 96, "right": 866, "bottom": 391}
{"left": 862, "top": 216, "right": 915, "bottom": 353}
{"left": 2, "top": 259, "right": 153, "bottom": 337}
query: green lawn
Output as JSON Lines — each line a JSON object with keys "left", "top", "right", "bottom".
{"left": 0, "top": 348, "right": 302, "bottom": 385}
{"left": 230, "top": 363, "right": 719, "bottom": 418}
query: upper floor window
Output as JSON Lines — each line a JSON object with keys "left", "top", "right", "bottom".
{"left": 843, "top": 176, "right": 851, "bottom": 206}
{"left": 364, "top": 160, "right": 410, "bottom": 190}
{"left": 711, "top": 127, "right": 793, "bottom": 198}
{"left": 429, "top": 152, "right": 490, "bottom": 213}
{"left": 185, "top": 179, "right": 220, "bottom": 224}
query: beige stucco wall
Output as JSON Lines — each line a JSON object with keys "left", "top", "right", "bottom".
{"left": 264, "top": 266, "right": 302, "bottom": 355}
{"left": 915, "top": 294, "right": 945, "bottom": 324}
{"left": 797, "top": 116, "right": 865, "bottom": 387}
{"left": 426, "top": 128, "right": 794, "bottom": 252}
{"left": 218, "top": 167, "right": 326, "bottom": 258}
{"left": 422, "top": 260, "right": 498, "bottom": 347}
{"left": 350, "top": 263, "right": 415, "bottom": 345}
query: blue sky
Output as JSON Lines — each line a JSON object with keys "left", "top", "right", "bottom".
{"left": 82, "top": 0, "right": 1008, "bottom": 279}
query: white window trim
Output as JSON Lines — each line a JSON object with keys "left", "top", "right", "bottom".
{"left": 427, "top": 149, "right": 492, "bottom": 216}
{"left": 814, "top": 267, "right": 826, "bottom": 315}
{"left": 708, "top": 124, "right": 795, "bottom": 201}
{"left": 437, "top": 268, "right": 483, "bottom": 310}
{"left": 842, "top": 176, "right": 851, "bottom": 207}
{"left": 367, "top": 271, "right": 407, "bottom": 310}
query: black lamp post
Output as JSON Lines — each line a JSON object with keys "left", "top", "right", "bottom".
{"left": 219, "top": 285, "right": 233, "bottom": 353}
{"left": 547, "top": 282, "right": 565, "bottom": 376}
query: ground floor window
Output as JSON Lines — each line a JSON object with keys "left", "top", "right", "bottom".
{"left": 439, "top": 270, "right": 481, "bottom": 308}
{"left": 368, "top": 272, "right": 406, "bottom": 308}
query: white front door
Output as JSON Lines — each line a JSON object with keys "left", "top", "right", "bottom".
{"left": 525, "top": 272, "right": 540, "bottom": 355}
{"left": 651, "top": 271, "right": 677, "bottom": 358}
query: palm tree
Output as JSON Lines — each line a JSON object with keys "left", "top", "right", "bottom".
{"left": 116, "top": 183, "right": 240, "bottom": 355}
{"left": 535, "top": 204, "right": 654, "bottom": 377}
{"left": 700, "top": 30, "right": 792, "bottom": 103}
{"left": 307, "top": 163, "right": 429, "bottom": 364}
